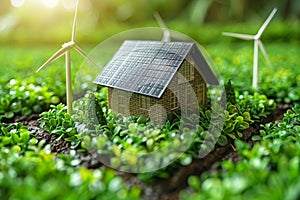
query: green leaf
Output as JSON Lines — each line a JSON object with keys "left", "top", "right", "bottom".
{"left": 21, "top": 107, "right": 32, "bottom": 116}
{"left": 11, "top": 132, "right": 20, "bottom": 144}
{"left": 112, "top": 145, "right": 121, "bottom": 157}
{"left": 20, "top": 129, "right": 30, "bottom": 143}
{"left": 294, "top": 126, "right": 300, "bottom": 133}
{"left": 252, "top": 135, "right": 261, "bottom": 141}
{"left": 128, "top": 123, "right": 136, "bottom": 133}
{"left": 50, "top": 96, "right": 60, "bottom": 104}
{"left": 0, "top": 98, "right": 10, "bottom": 107}
{"left": 107, "top": 121, "right": 115, "bottom": 131}
{"left": 235, "top": 116, "right": 244, "bottom": 122}
{"left": 33, "top": 105, "right": 42, "bottom": 113}
{"left": 108, "top": 177, "right": 123, "bottom": 192}
{"left": 64, "top": 136, "right": 77, "bottom": 142}
{"left": 96, "top": 136, "right": 107, "bottom": 149}
{"left": 113, "top": 126, "right": 122, "bottom": 135}
{"left": 50, "top": 119, "right": 57, "bottom": 128}
{"left": 123, "top": 152, "right": 138, "bottom": 165}
{"left": 66, "top": 127, "right": 74, "bottom": 133}
{"left": 62, "top": 120, "right": 70, "bottom": 128}
{"left": 4, "top": 111, "right": 14, "bottom": 119}
{"left": 83, "top": 135, "right": 91, "bottom": 145}
{"left": 137, "top": 115, "right": 148, "bottom": 124}
{"left": 224, "top": 123, "right": 235, "bottom": 133}
{"left": 1, "top": 127, "right": 9, "bottom": 135}
{"left": 180, "top": 155, "right": 193, "bottom": 166}
{"left": 243, "top": 112, "right": 252, "bottom": 121}
{"left": 237, "top": 121, "right": 249, "bottom": 130}
{"left": 29, "top": 138, "right": 37, "bottom": 145}
{"left": 2, "top": 136, "right": 11, "bottom": 145}
{"left": 237, "top": 131, "right": 243, "bottom": 138}
{"left": 217, "top": 135, "right": 228, "bottom": 146}
{"left": 51, "top": 129, "right": 63, "bottom": 135}
{"left": 110, "top": 157, "right": 121, "bottom": 168}
{"left": 10, "top": 102, "right": 22, "bottom": 113}
{"left": 227, "top": 133, "right": 236, "bottom": 139}
{"left": 188, "top": 176, "right": 201, "bottom": 191}
{"left": 146, "top": 138, "right": 154, "bottom": 150}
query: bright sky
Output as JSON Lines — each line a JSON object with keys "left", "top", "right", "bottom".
{"left": 10, "top": 0, "right": 77, "bottom": 10}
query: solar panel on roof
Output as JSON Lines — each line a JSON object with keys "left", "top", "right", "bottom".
{"left": 94, "top": 40, "right": 194, "bottom": 98}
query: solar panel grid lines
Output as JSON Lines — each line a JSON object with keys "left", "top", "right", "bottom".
{"left": 94, "top": 40, "right": 196, "bottom": 98}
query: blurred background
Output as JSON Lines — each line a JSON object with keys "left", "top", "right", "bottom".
{"left": 1, "top": 0, "right": 299, "bottom": 45}
{"left": 0, "top": 0, "right": 299, "bottom": 106}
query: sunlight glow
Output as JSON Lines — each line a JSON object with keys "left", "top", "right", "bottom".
{"left": 10, "top": 0, "right": 25, "bottom": 8}
{"left": 62, "top": 0, "right": 77, "bottom": 10}
{"left": 42, "top": 0, "right": 59, "bottom": 8}
{"left": 10, "top": 0, "right": 81, "bottom": 10}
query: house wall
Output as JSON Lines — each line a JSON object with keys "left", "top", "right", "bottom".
{"left": 107, "top": 59, "right": 206, "bottom": 120}
{"left": 177, "top": 59, "right": 207, "bottom": 108}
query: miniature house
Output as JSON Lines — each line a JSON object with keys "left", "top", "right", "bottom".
{"left": 94, "top": 40, "right": 218, "bottom": 121}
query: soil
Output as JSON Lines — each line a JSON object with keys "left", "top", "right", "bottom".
{"left": 19, "top": 103, "right": 292, "bottom": 200}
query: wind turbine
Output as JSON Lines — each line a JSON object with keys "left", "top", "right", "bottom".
{"left": 154, "top": 12, "right": 171, "bottom": 42}
{"left": 36, "top": 0, "right": 98, "bottom": 114}
{"left": 222, "top": 8, "right": 277, "bottom": 88}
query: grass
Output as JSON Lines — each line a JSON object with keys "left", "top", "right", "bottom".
{"left": 0, "top": 45, "right": 95, "bottom": 81}
{"left": 1, "top": 40, "right": 299, "bottom": 103}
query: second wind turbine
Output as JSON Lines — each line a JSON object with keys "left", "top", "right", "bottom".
{"left": 222, "top": 8, "right": 277, "bottom": 88}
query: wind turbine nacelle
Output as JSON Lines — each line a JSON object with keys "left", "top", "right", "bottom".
{"left": 62, "top": 41, "right": 75, "bottom": 48}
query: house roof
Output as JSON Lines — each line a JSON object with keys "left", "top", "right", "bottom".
{"left": 94, "top": 40, "right": 219, "bottom": 98}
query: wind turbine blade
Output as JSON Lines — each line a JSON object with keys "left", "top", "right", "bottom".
{"left": 256, "top": 8, "right": 277, "bottom": 39}
{"left": 71, "top": 0, "right": 79, "bottom": 42}
{"left": 222, "top": 32, "right": 255, "bottom": 40}
{"left": 73, "top": 44, "right": 99, "bottom": 67}
{"left": 36, "top": 47, "right": 68, "bottom": 72}
{"left": 258, "top": 40, "right": 273, "bottom": 68}
{"left": 153, "top": 12, "right": 171, "bottom": 42}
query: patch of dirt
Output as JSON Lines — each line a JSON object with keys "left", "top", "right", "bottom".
{"left": 28, "top": 126, "right": 71, "bottom": 154}
{"left": 27, "top": 124, "right": 103, "bottom": 169}
{"left": 271, "top": 103, "right": 293, "bottom": 122}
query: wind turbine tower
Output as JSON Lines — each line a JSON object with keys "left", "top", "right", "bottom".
{"left": 154, "top": 12, "right": 171, "bottom": 42}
